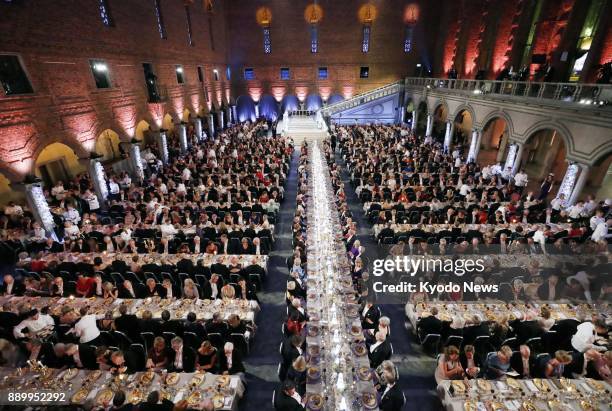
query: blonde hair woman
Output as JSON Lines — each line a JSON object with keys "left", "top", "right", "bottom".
{"left": 287, "top": 355, "right": 307, "bottom": 395}
{"left": 221, "top": 283, "right": 236, "bottom": 300}
{"left": 435, "top": 345, "right": 464, "bottom": 384}
{"left": 182, "top": 278, "right": 200, "bottom": 299}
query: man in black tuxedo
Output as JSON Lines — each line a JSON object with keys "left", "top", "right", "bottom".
{"left": 159, "top": 310, "right": 184, "bottom": 337}
{"left": 274, "top": 381, "right": 304, "bottom": 411}
{"left": 368, "top": 331, "right": 391, "bottom": 369}
{"left": 114, "top": 303, "right": 142, "bottom": 343}
{"left": 184, "top": 312, "right": 206, "bottom": 339}
{"left": 281, "top": 335, "right": 305, "bottom": 368}
{"left": 379, "top": 373, "right": 404, "bottom": 411}
{"left": 167, "top": 336, "right": 196, "bottom": 373}
{"left": 510, "top": 312, "right": 543, "bottom": 344}
{"left": 510, "top": 345, "right": 536, "bottom": 378}
{"left": 564, "top": 349, "right": 601, "bottom": 379}
{"left": 554, "top": 318, "right": 580, "bottom": 350}
{"left": 218, "top": 341, "right": 245, "bottom": 375}
{"left": 462, "top": 315, "right": 490, "bottom": 346}
{"left": 205, "top": 312, "right": 228, "bottom": 337}
{"left": 377, "top": 223, "right": 395, "bottom": 243}
{"left": 417, "top": 307, "right": 444, "bottom": 338}
{"left": 0, "top": 274, "right": 25, "bottom": 296}
{"left": 136, "top": 391, "right": 174, "bottom": 411}
{"left": 139, "top": 310, "right": 162, "bottom": 336}
{"left": 361, "top": 300, "right": 381, "bottom": 331}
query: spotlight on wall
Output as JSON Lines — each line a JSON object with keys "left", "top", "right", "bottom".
{"left": 473, "top": 89, "right": 482, "bottom": 95}
{"left": 213, "top": 69, "right": 219, "bottom": 74}
{"left": 94, "top": 63, "right": 108, "bottom": 72}
{"left": 176, "top": 66, "right": 184, "bottom": 73}
{"left": 416, "top": 63, "right": 421, "bottom": 68}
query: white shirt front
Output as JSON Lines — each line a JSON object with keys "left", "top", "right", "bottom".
{"left": 571, "top": 322, "right": 605, "bottom": 352}
{"left": 514, "top": 173, "right": 528, "bottom": 187}
{"left": 74, "top": 314, "right": 101, "bottom": 343}
{"left": 591, "top": 222, "right": 608, "bottom": 242}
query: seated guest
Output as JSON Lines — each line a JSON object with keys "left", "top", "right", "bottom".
{"left": 201, "top": 274, "right": 221, "bottom": 299}
{"left": 282, "top": 335, "right": 305, "bottom": 369}
{"left": 236, "top": 277, "right": 258, "bottom": 302}
{"left": 286, "top": 356, "right": 307, "bottom": 396}
{"left": 219, "top": 341, "right": 245, "bottom": 375}
{"left": 184, "top": 311, "right": 206, "bottom": 338}
{"left": 435, "top": 345, "right": 464, "bottom": 384}
{"left": 146, "top": 337, "right": 169, "bottom": 371}
{"left": 565, "top": 349, "right": 602, "bottom": 379}
{"left": 161, "top": 279, "right": 175, "bottom": 299}
{"left": 484, "top": 345, "right": 513, "bottom": 379}
{"left": 103, "top": 281, "right": 118, "bottom": 299}
{"left": 374, "top": 360, "right": 399, "bottom": 392}
{"left": 417, "top": 308, "right": 443, "bottom": 342}
{"left": 64, "top": 343, "right": 97, "bottom": 370}
{"left": 75, "top": 273, "right": 95, "bottom": 297}
{"left": 139, "top": 310, "right": 161, "bottom": 335}
{"left": 571, "top": 319, "right": 608, "bottom": 353}
{"left": 361, "top": 300, "right": 381, "bottom": 330}
{"left": 13, "top": 309, "right": 54, "bottom": 340}
{"left": 137, "top": 391, "right": 174, "bottom": 411}
{"left": 0, "top": 274, "right": 25, "bottom": 296}
{"left": 182, "top": 278, "right": 200, "bottom": 299}
{"left": 168, "top": 336, "right": 196, "bottom": 373}
{"left": 510, "top": 345, "right": 535, "bottom": 378}
{"left": 379, "top": 371, "right": 403, "bottom": 411}
{"left": 288, "top": 298, "right": 308, "bottom": 323}
{"left": 462, "top": 315, "right": 489, "bottom": 346}
{"left": 160, "top": 310, "right": 184, "bottom": 336}
{"left": 459, "top": 345, "right": 480, "bottom": 379}
{"left": 286, "top": 311, "right": 304, "bottom": 336}
{"left": 118, "top": 280, "right": 142, "bottom": 299}
{"left": 108, "top": 390, "right": 133, "bottom": 411}
{"left": 537, "top": 306, "right": 555, "bottom": 331}
{"left": 51, "top": 276, "right": 66, "bottom": 297}
{"left": 539, "top": 350, "right": 573, "bottom": 378}
{"left": 274, "top": 380, "right": 305, "bottom": 410}
{"left": 196, "top": 340, "right": 218, "bottom": 373}
{"left": 368, "top": 331, "right": 391, "bottom": 369}
{"left": 143, "top": 278, "right": 163, "bottom": 297}
{"left": 205, "top": 312, "right": 228, "bottom": 337}
{"left": 511, "top": 311, "right": 543, "bottom": 343}
{"left": 114, "top": 303, "right": 141, "bottom": 342}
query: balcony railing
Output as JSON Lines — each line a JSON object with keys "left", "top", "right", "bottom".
{"left": 320, "top": 81, "right": 403, "bottom": 115}
{"left": 405, "top": 77, "right": 612, "bottom": 107}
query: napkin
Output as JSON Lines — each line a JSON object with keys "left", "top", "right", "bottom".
{"left": 524, "top": 381, "right": 538, "bottom": 392}
{"left": 173, "top": 391, "right": 184, "bottom": 403}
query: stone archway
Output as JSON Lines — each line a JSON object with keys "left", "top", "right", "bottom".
{"left": 452, "top": 109, "right": 473, "bottom": 148}
{"left": 432, "top": 103, "right": 448, "bottom": 140}
{"left": 95, "top": 129, "right": 122, "bottom": 162}
{"left": 480, "top": 117, "right": 509, "bottom": 165}
{"left": 585, "top": 151, "right": 612, "bottom": 200}
{"left": 415, "top": 100, "right": 428, "bottom": 133}
{"left": 523, "top": 128, "right": 569, "bottom": 193}
{"left": 35, "top": 142, "right": 84, "bottom": 188}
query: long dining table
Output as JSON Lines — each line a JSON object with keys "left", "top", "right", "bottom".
{"left": 0, "top": 366, "right": 244, "bottom": 410}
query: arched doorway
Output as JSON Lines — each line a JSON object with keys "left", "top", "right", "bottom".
{"left": 236, "top": 95, "right": 256, "bottom": 123}
{"left": 305, "top": 94, "right": 323, "bottom": 111}
{"left": 135, "top": 120, "right": 151, "bottom": 142}
{"left": 452, "top": 109, "right": 473, "bottom": 148}
{"left": 35, "top": 142, "right": 83, "bottom": 188}
{"left": 183, "top": 108, "right": 191, "bottom": 122}
{"left": 259, "top": 95, "right": 279, "bottom": 122}
{"left": 415, "top": 101, "right": 428, "bottom": 133}
{"left": 585, "top": 153, "right": 612, "bottom": 200}
{"left": 432, "top": 104, "right": 448, "bottom": 140}
{"left": 523, "top": 128, "right": 568, "bottom": 192}
{"left": 0, "top": 172, "right": 22, "bottom": 207}
{"left": 480, "top": 117, "right": 509, "bottom": 165}
{"left": 281, "top": 95, "right": 299, "bottom": 114}
{"left": 327, "top": 94, "right": 344, "bottom": 105}
{"left": 162, "top": 114, "right": 174, "bottom": 131}
{"left": 95, "top": 129, "right": 121, "bottom": 162}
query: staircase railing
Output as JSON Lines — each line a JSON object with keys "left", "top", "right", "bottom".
{"left": 320, "top": 81, "right": 403, "bottom": 115}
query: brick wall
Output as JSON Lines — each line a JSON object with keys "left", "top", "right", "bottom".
{"left": 0, "top": 0, "right": 230, "bottom": 180}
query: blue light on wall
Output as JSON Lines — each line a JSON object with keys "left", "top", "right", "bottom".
{"left": 259, "top": 95, "right": 279, "bottom": 121}
{"left": 236, "top": 95, "right": 256, "bottom": 122}
{"left": 305, "top": 94, "right": 323, "bottom": 111}
{"left": 281, "top": 95, "right": 299, "bottom": 113}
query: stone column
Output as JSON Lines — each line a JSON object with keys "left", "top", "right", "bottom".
{"left": 129, "top": 141, "right": 144, "bottom": 181}
{"left": 503, "top": 143, "right": 518, "bottom": 173}
{"left": 195, "top": 116, "right": 203, "bottom": 141}
{"left": 443, "top": 120, "right": 454, "bottom": 152}
{"left": 254, "top": 103, "right": 259, "bottom": 120}
{"left": 467, "top": 129, "right": 480, "bottom": 163}
{"left": 556, "top": 163, "right": 580, "bottom": 200}
{"left": 511, "top": 143, "right": 524, "bottom": 175}
{"left": 88, "top": 157, "right": 109, "bottom": 209}
{"left": 178, "top": 122, "right": 188, "bottom": 153}
{"left": 226, "top": 106, "right": 232, "bottom": 126}
{"left": 232, "top": 105, "right": 238, "bottom": 124}
{"left": 411, "top": 110, "right": 418, "bottom": 130}
{"left": 208, "top": 113, "right": 215, "bottom": 138}
{"left": 157, "top": 129, "right": 169, "bottom": 164}
{"left": 219, "top": 110, "right": 225, "bottom": 129}
{"left": 425, "top": 113, "right": 433, "bottom": 136}
{"left": 24, "top": 180, "right": 55, "bottom": 235}
{"left": 568, "top": 164, "right": 590, "bottom": 205}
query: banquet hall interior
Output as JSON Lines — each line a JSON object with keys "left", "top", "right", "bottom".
{"left": 0, "top": 0, "right": 611, "bottom": 410}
